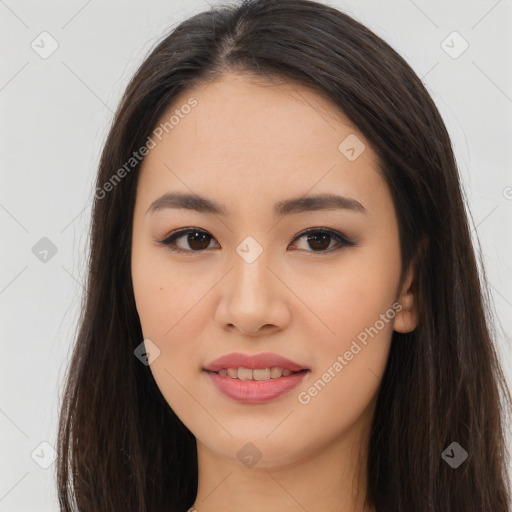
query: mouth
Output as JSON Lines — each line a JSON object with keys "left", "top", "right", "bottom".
{"left": 202, "top": 352, "right": 311, "bottom": 403}
{"left": 203, "top": 351, "right": 310, "bottom": 374}
{"left": 205, "top": 367, "right": 309, "bottom": 380}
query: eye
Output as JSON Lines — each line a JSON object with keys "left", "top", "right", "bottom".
{"left": 289, "top": 227, "right": 356, "bottom": 254}
{"left": 158, "top": 227, "right": 219, "bottom": 254}
{"left": 157, "top": 227, "right": 355, "bottom": 255}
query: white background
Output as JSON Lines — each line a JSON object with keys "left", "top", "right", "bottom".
{"left": 1, "top": 0, "right": 511, "bottom": 509}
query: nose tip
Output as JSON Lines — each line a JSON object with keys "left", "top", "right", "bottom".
{"left": 217, "top": 261, "right": 292, "bottom": 336}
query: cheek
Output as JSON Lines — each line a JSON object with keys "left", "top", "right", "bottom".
{"left": 309, "top": 240, "right": 400, "bottom": 344}
{"left": 131, "top": 249, "right": 222, "bottom": 415}
{"left": 131, "top": 240, "right": 211, "bottom": 341}
{"left": 131, "top": 256, "right": 211, "bottom": 415}
{"left": 325, "top": 267, "right": 399, "bottom": 344}
{"left": 297, "top": 240, "right": 401, "bottom": 410}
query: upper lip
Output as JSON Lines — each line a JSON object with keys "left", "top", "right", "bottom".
{"left": 203, "top": 352, "right": 310, "bottom": 372}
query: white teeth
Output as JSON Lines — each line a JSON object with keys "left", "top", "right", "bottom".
{"left": 270, "top": 367, "right": 282, "bottom": 378}
{"left": 238, "top": 367, "right": 253, "bottom": 380}
{"left": 216, "top": 366, "right": 298, "bottom": 380}
{"left": 253, "top": 368, "right": 271, "bottom": 381}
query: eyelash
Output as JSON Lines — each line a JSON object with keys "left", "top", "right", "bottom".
{"left": 157, "top": 226, "right": 356, "bottom": 255}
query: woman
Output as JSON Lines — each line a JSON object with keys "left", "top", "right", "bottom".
{"left": 56, "top": 1, "right": 511, "bottom": 511}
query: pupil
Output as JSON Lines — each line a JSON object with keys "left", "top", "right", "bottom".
{"left": 308, "top": 233, "right": 329, "bottom": 251}
{"left": 189, "top": 232, "right": 209, "bottom": 250}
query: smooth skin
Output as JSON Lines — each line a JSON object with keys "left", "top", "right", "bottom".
{"left": 131, "top": 72, "right": 418, "bottom": 512}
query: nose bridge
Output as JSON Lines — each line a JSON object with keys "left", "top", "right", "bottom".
{"left": 231, "top": 234, "right": 273, "bottom": 302}
{"left": 216, "top": 234, "right": 289, "bottom": 334}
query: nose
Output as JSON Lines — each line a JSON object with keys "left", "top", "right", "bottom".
{"left": 215, "top": 246, "right": 292, "bottom": 337}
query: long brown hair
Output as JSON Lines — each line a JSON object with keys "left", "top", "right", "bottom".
{"left": 56, "top": 1, "right": 511, "bottom": 510}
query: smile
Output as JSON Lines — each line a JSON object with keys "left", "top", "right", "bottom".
{"left": 204, "top": 368, "right": 310, "bottom": 403}
{"left": 215, "top": 366, "right": 300, "bottom": 380}
{"left": 202, "top": 351, "right": 311, "bottom": 403}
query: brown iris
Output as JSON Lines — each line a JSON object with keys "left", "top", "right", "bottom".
{"left": 306, "top": 232, "right": 331, "bottom": 251}
{"left": 187, "top": 231, "right": 211, "bottom": 250}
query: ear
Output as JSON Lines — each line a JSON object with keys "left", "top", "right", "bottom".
{"left": 394, "top": 260, "right": 419, "bottom": 333}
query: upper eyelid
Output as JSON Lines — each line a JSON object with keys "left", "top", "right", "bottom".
{"left": 160, "top": 226, "right": 347, "bottom": 240}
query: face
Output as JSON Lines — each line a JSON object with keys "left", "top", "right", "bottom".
{"left": 131, "top": 72, "right": 417, "bottom": 468}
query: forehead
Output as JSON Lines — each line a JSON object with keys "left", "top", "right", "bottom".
{"left": 137, "top": 72, "right": 384, "bottom": 216}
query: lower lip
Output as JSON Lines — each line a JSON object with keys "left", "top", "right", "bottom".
{"left": 204, "top": 370, "right": 309, "bottom": 403}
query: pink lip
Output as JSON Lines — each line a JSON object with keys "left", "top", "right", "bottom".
{"left": 203, "top": 352, "right": 309, "bottom": 372}
{"left": 203, "top": 352, "right": 310, "bottom": 403}
{"left": 205, "top": 370, "right": 309, "bottom": 403}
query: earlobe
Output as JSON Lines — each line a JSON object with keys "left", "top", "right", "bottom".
{"left": 394, "top": 264, "right": 419, "bottom": 333}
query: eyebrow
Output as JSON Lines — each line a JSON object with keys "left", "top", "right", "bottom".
{"left": 146, "top": 191, "right": 366, "bottom": 217}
